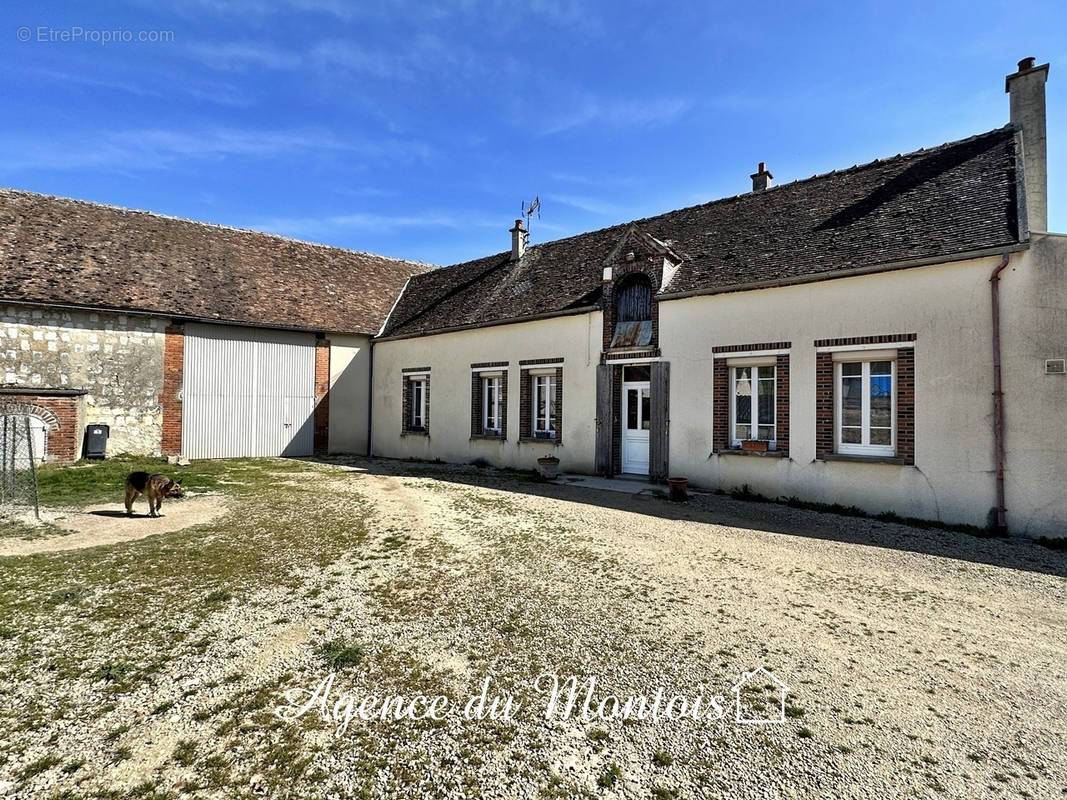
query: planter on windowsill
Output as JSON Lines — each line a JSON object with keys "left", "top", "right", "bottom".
{"left": 741, "top": 439, "right": 770, "bottom": 453}
{"left": 536, "top": 455, "right": 561, "bottom": 480}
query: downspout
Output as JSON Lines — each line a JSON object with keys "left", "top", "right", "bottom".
{"left": 366, "top": 339, "right": 374, "bottom": 457}
{"left": 989, "top": 253, "right": 1011, "bottom": 534}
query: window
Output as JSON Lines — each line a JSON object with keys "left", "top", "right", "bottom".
{"left": 533, "top": 374, "right": 556, "bottom": 437}
{"left": 402, "top": 371, "right": 430, "bottom": 434}
{"left": 616, "top": 274, "right": 652, "bottom": 322}
{"left": 730, "top": 364, "right": 776, "bottom": 446}
{"left": 611, "top": 274, "right": 654, "bottom": 348}
{"left": 837, "top": 358, "right": 894, "bottom": 456}
{"left": 471, "top": 364, "right": 508, "bottom": 439}
{"left": 410, "top": 379, "right": 426, "bottom": 430}
{"left": 483, "top": 375, "right": 502, "bottom": 434}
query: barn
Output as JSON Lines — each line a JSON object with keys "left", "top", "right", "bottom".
{"left": 0, "top": 190, "right": 427, "bottom": 462}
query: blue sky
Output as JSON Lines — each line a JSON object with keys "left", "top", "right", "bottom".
{"left": 3, "top": 1, "right": 1065, "bottom": 266}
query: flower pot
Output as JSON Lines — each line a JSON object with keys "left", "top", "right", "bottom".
{"left": 537, "top": 456, "right": 561, "bottom": 480}
{"left": 741, "top": 439, "right": 769, "bottom": 453}
{"left": 667, "top": 476, "right": 689, "bottom": 501}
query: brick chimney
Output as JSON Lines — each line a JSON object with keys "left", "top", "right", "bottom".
{"left": 509, "top": 218, "right": 526, "bottom": 261}
{"left": 1006, "top": 57, "right": 1050, "bottom": 232}
{"left": 750, "top": 162, "right": 773, "bottom": 193}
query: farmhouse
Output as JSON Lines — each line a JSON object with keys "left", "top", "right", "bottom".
{"left": 369, "top": 58, "right": 1065, "bottom": 536}
{"left": 1, "top": 58, "right": 1064, "bottom": 536}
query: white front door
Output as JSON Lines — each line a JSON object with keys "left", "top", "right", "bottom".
{"left": 622, "top": 381, "right": 650, "bottom": 475}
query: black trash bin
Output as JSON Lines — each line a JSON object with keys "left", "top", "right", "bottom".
{"left": 83, "top": 424, "right": 110, "bottom": 460}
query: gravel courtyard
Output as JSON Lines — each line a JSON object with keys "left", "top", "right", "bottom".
{"left": 1, "top": 456, "right": 1065, "bottom": 799}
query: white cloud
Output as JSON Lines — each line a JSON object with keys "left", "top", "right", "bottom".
{"left": 186, "top": 41, "right": 303, "bottom": 71}
{"left": 248, "top": 210, "right": 503, "bottom": 238}
{"left": 539, "top": 96, "right": 693, "bottom": 136}
{"left": 549, "top": 194, "right": 622, "bottom": 216}
{"left": 0, "top": 127, "right": 431, "bottom": 174}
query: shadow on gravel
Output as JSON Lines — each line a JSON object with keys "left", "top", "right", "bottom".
{"left": 300, "top": 455, "right": 1067, "bottom": 579}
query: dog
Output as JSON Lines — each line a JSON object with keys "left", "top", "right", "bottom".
{"left": 124, "top": 471, "right": 184, "bottom": 518}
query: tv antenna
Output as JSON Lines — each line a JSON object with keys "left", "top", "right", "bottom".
{"left": 521, "top": 196, "right": 540, "bottom": 243}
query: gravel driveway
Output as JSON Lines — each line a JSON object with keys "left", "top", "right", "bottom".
{"left": 2, "top": 457, "right": 1064, "bottom": 799}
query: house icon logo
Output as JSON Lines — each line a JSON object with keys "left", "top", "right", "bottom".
{"left": 732, "top": 667, "right": 789, "bottom": 724}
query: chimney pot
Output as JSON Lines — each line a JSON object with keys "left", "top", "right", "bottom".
{"left": 1018, "top": 57, "right": 1036, "bottom": 72}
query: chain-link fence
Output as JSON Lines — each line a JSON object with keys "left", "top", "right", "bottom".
{"left": 0, "top": 414, "right": 40, "bottom": 519}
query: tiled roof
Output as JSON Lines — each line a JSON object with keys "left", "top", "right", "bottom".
{"left": 0, "top": 189, "right": 430, "bottom": 335}
{"left": 383, "top": 126, "right": 1022, "bottom": 338}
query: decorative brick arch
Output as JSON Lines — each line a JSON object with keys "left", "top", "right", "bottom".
{"left": 0, "top": 392, "right": 83, "bottom": 461}
{"left": 0, "top": 401, "right": 60, "bottom": 430}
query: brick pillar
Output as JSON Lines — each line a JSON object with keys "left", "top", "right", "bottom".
{"left": 815, "top": 352, "right": 834, "bottom": 460}
{"left": 776, "top": 354, "right": 790, "bottom": 456}
{"left": 712, "top": 358, "right": 729, "bottom": 453}
{"left": 314, "top": 338, "right": 331, "bottom": 455}
{"left": 160, "top": 323, "right": 184, "bottom": 456}
{"left": 896, "top": 347, "right": 915, "bottom": 465}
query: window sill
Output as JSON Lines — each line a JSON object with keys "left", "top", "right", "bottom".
{"left": 401, "top": 429, "right": 428, "bottom": 437}
{"left": 519, "top": 437, "right": 562, "bottom": 446}
{"left": 820, "top": 453, "right": 909, "bottom": 466}
{"left": 470, "top": 434, "right": 506, "bottom": 441}
{"left": 714, "top": 449, "right": 788, "bottom": 459}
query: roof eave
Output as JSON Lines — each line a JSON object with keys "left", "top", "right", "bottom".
{"left": 656, "top": 242, "right": 1030, "bottom": 302}
{"left": 0, "top": 297, "right": 381, "bottom": 337}
{"left": 374, "top": 304, "right": 600, "bottom": 342}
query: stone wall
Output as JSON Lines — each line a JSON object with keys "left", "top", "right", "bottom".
{"left": 1, "top": 305, "right": 166, "bottom": 456}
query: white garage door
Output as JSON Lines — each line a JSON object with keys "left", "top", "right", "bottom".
{"left": 182, "top": 324, "right": 317, "bottom": 459}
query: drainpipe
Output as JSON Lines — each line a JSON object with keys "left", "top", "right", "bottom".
{"left": 366, "top": 340, "right": 374, "bottom": 457}
{"left": 989, "top": 253, "right": 1011, "bottom": 534}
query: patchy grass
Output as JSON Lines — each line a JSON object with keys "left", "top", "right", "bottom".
{"left": 652, "top": 750, "right": 673, "bottom": 767}
{"left": 597, "top": 763, "right": 623, "bottom": 788}
{"left": 320, "top": 639, "right": 364, "bottom": 670}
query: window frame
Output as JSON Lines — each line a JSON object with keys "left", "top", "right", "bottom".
{"left": 835, "top": 357, "right": 896, "bottom": 457}
{"left": 532, "top": 373, "right": 557, "bottom": 438}
{"left": 482, "top": 374, "right": 502, "bottom": 435}
{"left": 728, "top": 359, "right": 777, "bottom": 448}
{"left": 409, "top": 378, "right": 426, "bottom": 431}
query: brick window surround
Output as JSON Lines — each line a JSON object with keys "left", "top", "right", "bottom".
{"left": 602, "top": 260, "right": 661, "bottom": 353}
{"left": 401, "top": 368, "right": 431, "bottom": 435}
{"left": 518, "top": 358, "right": 564, "bottom": 445}
{"left": 0, "top": 391, "right": 84, "bottom": 462}
{"left": 712, "top": 342, "right": 791, "bottom": 456}
{"left": 814, "top": 334, "right": 915, "bottom": 464}
{"left": 470, "top": 362, "right": 508, "bottom": 439}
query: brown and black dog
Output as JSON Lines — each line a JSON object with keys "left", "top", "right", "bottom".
{"left": 124, "top": 471, "right": 184, "bottom": 517}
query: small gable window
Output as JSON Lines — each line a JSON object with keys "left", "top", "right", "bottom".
{"left": 611, "top": 273, "right": 653, "bottom": 348}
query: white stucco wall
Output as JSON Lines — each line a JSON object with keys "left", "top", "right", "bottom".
{"left": 328, "top": 333, "right": 372, "bottom": 455}
{"left": 371, "top": 313, "right": 602, "bottom": 472}
{"left": 659, "top": 248, "right": 1064, "bottom": 536}
{"left": 371, "top": 246, "right": 1066, "bottom": 537}
{"left": 998, "top": 234, "right": 1067, "bottom": 536}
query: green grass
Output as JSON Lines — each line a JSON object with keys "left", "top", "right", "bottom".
{"left": 652, "top": 750, "right": 673, "bottom": 767}
{"left": 320, "top": 639, "right": 364, "bottom": 670}
{"left": 18, "top": 754, "right": 61, "bottom": 781}
{"left": 597, "top": 763, "right": 622, "bottom": 788}
{"left": 33, "top": 454, "right": 238, "bottom": 507}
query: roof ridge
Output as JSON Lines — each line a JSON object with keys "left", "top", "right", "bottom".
{"left": 0, "top": 186, "right": 436, "bottom": 271}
